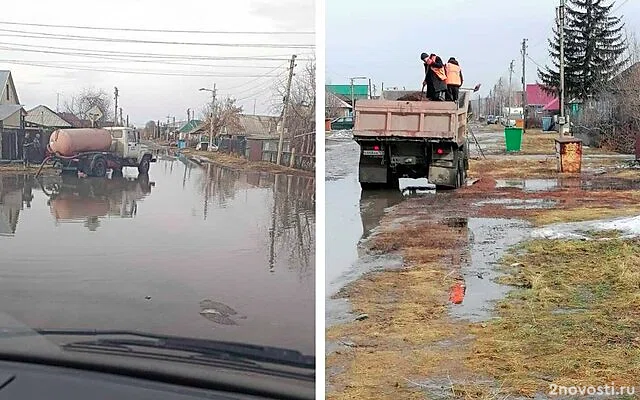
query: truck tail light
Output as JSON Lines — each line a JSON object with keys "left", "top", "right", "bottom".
{"left": 436, "top": 148, "right": 444, "bottom": 155}
{"left": 373, "top": 145, "right": 380, "bottom": 151}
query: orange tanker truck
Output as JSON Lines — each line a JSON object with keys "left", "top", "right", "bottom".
{"left": 37, "top": 127, "right": 156, "bottom": 178}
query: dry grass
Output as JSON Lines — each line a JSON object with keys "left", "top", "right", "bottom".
{"left": 0, "top": 164, "right": 55, "bottom": 175}
{"left": 465, "top": 239, "right": 640, "bottom": 397}
{"left": 326, "top": 222, "right": 477, "bottom": 399}
{"left": 469, "top": 158, "right": 557, "bottom": 179}
{"left": 529, "top": 205, "right": 640, "bottom": 226}
{"left": 180, "top": 149, "right": 313, "bottom": 176}
{"left": 511, "top": 130, "right": 617, "bottom": 156}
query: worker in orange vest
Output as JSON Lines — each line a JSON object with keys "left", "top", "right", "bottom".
{"left": 445, "top": 57, "right": 464, "bottom": 102}
{"left": 422, "top": 53, "right": 447, "bottom": 101}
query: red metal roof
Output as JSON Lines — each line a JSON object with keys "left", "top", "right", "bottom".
{"left": 526, "top": 84, "right": 558, "bottom": 109}
{"left": 543, "top": 98, "right": 559, "bottom": 111}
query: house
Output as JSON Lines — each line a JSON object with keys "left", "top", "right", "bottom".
{"left": 57, "top": 112, "right": 88, "bottom": 128}
{"left": 326, "top": 91, "right": 351, "bottom": 118}
{"left": 526, "top": 84, "right": 559, "bottom": 113}
{"left": 26, "top": 105, "right": 72, "bottom": 128}
{"left": 236, "top": 114, "right": 279, "bottom": 138}
{"left": 0, "top": 71, "right": 26, "bottom": 160}
{"left": 326, "top": 84, "right": 369, "bottom": 114}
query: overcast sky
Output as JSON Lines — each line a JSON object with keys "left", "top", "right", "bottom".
{"left": 326, "top": 0, "right": 639, "bottom": 97}
{"left": 0, "top": 0, "right": 314, "bottom": 126}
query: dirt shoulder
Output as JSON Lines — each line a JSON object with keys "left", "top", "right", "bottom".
{"left": 327, "top": 135, "right": 640, "bottom": 399}
{"left": 0, "top": 163, "right": 57, "bottom": 175}
{"left": 179, "top": 149, "right": 315, "bottom": 177}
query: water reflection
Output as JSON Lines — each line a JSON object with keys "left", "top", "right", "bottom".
{"left": 0, "top": 157, "right": 315, "bottom": 354}
{"left": 0, "top": 174, "right": 32, "bottom": 236}
{"left": 43, "top": 175, "right": 154, "bottom": 231}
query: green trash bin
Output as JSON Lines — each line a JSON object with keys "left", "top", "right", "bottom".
{"left": 504, "top": 127, "right": 523, "bottom": 152}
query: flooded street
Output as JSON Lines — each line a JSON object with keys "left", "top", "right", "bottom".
{"left": 0, "top": 154, "right": 315, "bottom": 355}
{"left": 325, "top": 135, "right": 403, "bottom": 326}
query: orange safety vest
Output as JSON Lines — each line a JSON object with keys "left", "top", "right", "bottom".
{"left": 445, "top": 63, "right": 462, "bottom": 86}
{"left": 431, "top": 66, "right": 447, "bottom": 81}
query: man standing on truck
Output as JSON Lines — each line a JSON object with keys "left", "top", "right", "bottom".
{"left": 445, "top": 57, "right": 463, "bottom": 102}
{"left": 421, "top": 53, "right": 435, "bottom": 100}
{"left": 422, "top": 54, "right": 448, "bottom": 101}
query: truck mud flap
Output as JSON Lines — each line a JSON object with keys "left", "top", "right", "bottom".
{"left": 428, "top": 166, "right": 457, "bottom": 188}
{"left": 359, "top": 166, "right": 387, "bottom": 184}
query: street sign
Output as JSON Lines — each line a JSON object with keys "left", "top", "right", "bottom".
{"left": 87, "top": 105, "right": 103, "bottom": 122}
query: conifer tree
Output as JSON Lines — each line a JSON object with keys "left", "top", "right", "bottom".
{"left": 538, "top": 0, "right": 627, "bottom": 102}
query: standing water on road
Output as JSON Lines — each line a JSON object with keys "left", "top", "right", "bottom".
{"left": 0, "top": 155, "right": 315, "bottom": 355}
{"left": 326, "top": 136, "right": 403, "bottom": 325}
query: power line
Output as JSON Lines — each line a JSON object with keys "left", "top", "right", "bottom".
{"left": 217, "top": 64, "right": 289, "bottom": 91}
{"left": 227, "top": 76, "right": 286, "bottom": 98}
{"left": 0, "top": 42, "right": 315, "bottom": 61}
{"left": 0, "top": 20, "right": 314, "bottom": 35}
{"left": 0, "top": 58, "right": 288, "bottom": 69}
{"left": 2, "top": 60, "right": 281, "bottom": 77}
{"left": 0, "top": 29, "right": 314, "bottom": 48}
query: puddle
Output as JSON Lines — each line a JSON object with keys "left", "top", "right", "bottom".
{"left": 475, "top": 198, "right": 558, "bottom": 210}
{"left": 496, "top": 176, "right": 640, "bottom": 192}
{"left": 532, "top": 214, "right": 640, "bottom": 240}
{"left": 326, "top": 252, "right": 404, "bottom": 328}
{"left": 449, "top": 218, "right": 531, "bottom": 322}
{"left": 495, "top": 178, "right": 559, "bottom": 192}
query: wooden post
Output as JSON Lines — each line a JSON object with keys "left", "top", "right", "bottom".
{"left": 289, "top": 147, "right": 296, "bottom": 168}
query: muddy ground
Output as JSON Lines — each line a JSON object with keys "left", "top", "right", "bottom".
{"left": 326, "top": 128, "right": 640, "bottom": 399}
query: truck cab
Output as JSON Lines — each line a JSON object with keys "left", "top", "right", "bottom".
{"left": 104, "top": 127, "right": 143, "bottom": 161}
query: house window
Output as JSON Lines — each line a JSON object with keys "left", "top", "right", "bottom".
{"left": 5, "top": 85, "right": 9, "bottom": 101}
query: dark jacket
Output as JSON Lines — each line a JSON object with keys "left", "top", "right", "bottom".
{"left": 428, "top": 57, "right": 448, "bottom": 93}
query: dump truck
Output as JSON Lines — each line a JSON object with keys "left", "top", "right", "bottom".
{"left": 353, "top": 88, "right": 475, "bottom": 189}
{"left": 38, "top": 127, "right": 156, "bottom": 178}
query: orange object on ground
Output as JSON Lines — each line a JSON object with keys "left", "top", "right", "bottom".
{"left": 449, "top": 281, "right": 466, "bottom": 304}
{"left": 515, "top": 118, "right": 524, "bottom": 128}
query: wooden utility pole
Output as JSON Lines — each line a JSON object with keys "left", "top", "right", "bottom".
{"left": 508, "top": 60, "right": 515, "bottom": 120}
{"left": 276, "top": 54, "right": 296, "bottom": 165}
{"left": 166, "top": 115, "right": 170, "bottom": 141}
{"left": 521, "top": 38, "right": 528, "bottom": 133}
{"left": 208, "top": 83, "right": 217, "bottom": 150}
{"left": 557, "top": 0, "right": 566, "bottom": 137}
{"left": 126, "top": 114, "right": 129, "bottom": 127}
{"left": 119, "top": 107, "right": 123, "bottom": 126}
{"left": 187, "top": 108, "right": 190, "bottom": 122}
{"left": 368, "top": 78, "right": 372, "bottom": 99}
{"left": 114, "top": 87, "right": 119, "bottom": 124}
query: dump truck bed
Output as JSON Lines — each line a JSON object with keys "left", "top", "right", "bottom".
{"left": 353, "top": 91, "right": 470, "bottom": 145}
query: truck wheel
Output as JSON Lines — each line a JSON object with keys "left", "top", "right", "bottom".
{"left": 138, "top": 157, "right": 150, "bottom": 175}
{"left": 92, "top": 158, "right": 107, "bottom": 178}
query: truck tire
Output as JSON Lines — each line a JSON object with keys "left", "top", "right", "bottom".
{"left": 91, "top": 157, "right": 107, "bottom": 178}
{"left": 138, "top": 156, "right": 150, "bottom": 175}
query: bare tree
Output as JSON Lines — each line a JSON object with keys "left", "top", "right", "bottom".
{"left": 142, "top": 120, "right": 157, "bottom": 139}
{"left": 273, "top": 59, "right": 316, "bottom": 136}
{"left": 64, "top": 88, "right": 113, "bottom": 124}
{"left": 575, "top": 29, "right": 640, "bottom": 153}
{"left": 325, "top": 91, "right": 348, "bottom": 119}
{"left": 200, "top": 96, "right": 244, "bottom": 137}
